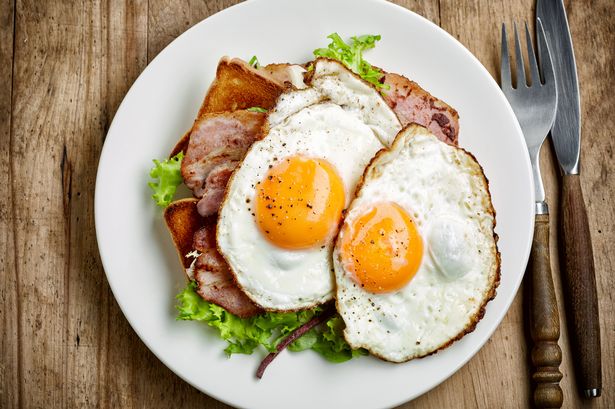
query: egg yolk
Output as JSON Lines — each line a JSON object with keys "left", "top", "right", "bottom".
{"left": 340, "top": 202, "right": 423, "bottom": 293}
{"left": 255, "top": 156, "right": 345, "bottom": 249}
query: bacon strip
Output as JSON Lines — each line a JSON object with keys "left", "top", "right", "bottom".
{"left": 262, "top": 63, "right": 307, "bottom": 89}
{"left": 199, "top": 57, "right": 286, "bottom": 115}
{"left": 181, "top": 110, "right": 265, "bottom": 217}
{"left": 192, "top": 225, "right": 263, "bottom": 318}
{"left": 382, "top": 72, "right": 459, "bottom": 145}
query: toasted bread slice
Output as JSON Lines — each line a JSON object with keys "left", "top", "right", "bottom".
{"left": 163, "top": 198, "right": 205, "bottom": 271}
{"left": 198, "top": 57, "right": 286, "bottom": 115}
{"left": 170, "top": 129, "right": 191, "bottom": 158}
{"left": 169, "top": 58, "right": 285, "bottom": 158}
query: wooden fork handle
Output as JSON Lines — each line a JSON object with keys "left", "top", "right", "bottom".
{"left": 560, "top": 174, "right": 602, "bottom": 396}
{"left": 530, "top": 212, "right": 563, "bottom": 408}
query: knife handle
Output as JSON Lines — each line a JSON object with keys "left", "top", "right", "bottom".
{"left": 560, "top": 174, "right": 602, "bottom": 396}
{"left": 530, "top": 213, "right": 563, "bottom": 408}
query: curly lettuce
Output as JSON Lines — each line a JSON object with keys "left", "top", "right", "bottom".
{"left": 176, "top": 282, "right": 365, "bottom": 361}
{"left": 313, "top": 33, "right": 387, "bottom": 90}
{"left": 148, "top": 152, "right": 184, "bottom": 207}
{"left": 248, "top": 55, "right": 260, "bottom": 69}
{"left": 288, "top": 315, "right": 368, "bottom": 362}
{"left": 246, "top": 106, "right": 267, "bottom": 113}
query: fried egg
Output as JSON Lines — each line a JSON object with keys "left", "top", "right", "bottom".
{"left": 217, "top": 59, "right": 401, "bottom": 311}
{"left": 333, "top": 124, "right": 499, "bottom": 362}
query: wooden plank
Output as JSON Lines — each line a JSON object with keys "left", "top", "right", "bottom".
{"left": 9, "top": 0, "right": 146, "bottom": 408}
{"left": 0, "top": 0, "right": 18, "bottom": 408}
{"left": 393, "top": 0, "right": 440, "bottom": 24}
{"left": 146, "top": 0, "right": 440, "bottom": 60}
{"left": 4, "top": 0, "right": 612, "bottom": 408}
{"left": 74, "top": 2, "right": 147, "bottom": 408}
{"left": 72, "top": 1, "right": 148, "bottom": 408}
{"left": 9, "top": 1, "right": 79, "bottom": 406}
{"left": 148, "top": 0, "right": 241, "bottom": 61}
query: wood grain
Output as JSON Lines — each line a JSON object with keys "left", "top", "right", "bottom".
{"left": 0, "top": 0, "right": 613, "bottom": 408}
{"left": 10, "top": 1, "right": 78, "bottom": 406}
{"left": 0, "top": 0, "right": 18, "bottom": 408}
{"left": 530, "top": 213, "right": 563, "bottom": 408}
{"left": 560, "top": 174, "right": 602, "bottom": 395}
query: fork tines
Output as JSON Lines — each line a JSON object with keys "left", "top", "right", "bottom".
{"left": 501, "top": 19, "right": 554, "bottom": 90}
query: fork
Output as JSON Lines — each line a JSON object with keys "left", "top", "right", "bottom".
{"left": 501, "top": 19, "right": 563, "bottom": 408}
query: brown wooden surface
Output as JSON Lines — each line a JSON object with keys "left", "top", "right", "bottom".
{"left": 560, "top": 173, "right": 602, "bottom": 395}
{"left": 1, "top": 0, "right": 613, "bottom": 408}
{"left": 530, "top": 213, "right": 563, "bottom": 408}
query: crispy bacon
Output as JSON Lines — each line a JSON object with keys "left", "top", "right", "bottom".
{"left": 181, "top": 110, "right": 265, "bottom": 217}
{"left": 196, "top": 161, "right": 237, "bottom": 217}
{"left": 383, "top": 72, "right": 459, "bottom": 145}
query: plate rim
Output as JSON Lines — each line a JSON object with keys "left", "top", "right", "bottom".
{"left": 95, "top": 0, "right": 534, "bottom": 407}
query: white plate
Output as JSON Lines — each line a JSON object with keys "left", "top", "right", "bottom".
{"left": 95, "top": 0, "right": 533, "bottom": 407}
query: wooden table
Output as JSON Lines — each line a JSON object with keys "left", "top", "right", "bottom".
{"left": 1, "top": 0, "right": 613, "bottom": 408}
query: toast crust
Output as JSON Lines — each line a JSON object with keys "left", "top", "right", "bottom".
{"left": 199, "top": 57, "right": 286, "bottom": 115}
{"left": 170, "top": 129, "right": 191, "bottom": 158}
{"left": 169, "top": 57, "right": 287, "bottom": 158}
{"left": 163, "top": 198, "right": 207, "bottom": 271}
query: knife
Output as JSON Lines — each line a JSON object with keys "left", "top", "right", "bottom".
{"left": 536, "top": 0, "right": 602, "bottom": 398}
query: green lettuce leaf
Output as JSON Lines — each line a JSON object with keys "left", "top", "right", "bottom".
{"left": 176, "top": 282, "right": 364, "bottom": 362}
{"left": 247, "top": 106, "right": 267, "bottom": 113}
{"left": 248, "top": 55, "right": 260, "bottom": 69}
{"left": 148, "top": 152, "right": 184, "bottom": 207}
{"left": 287, "top": 329, "right": 318, "bottom": 352}
{"left": 313, "top": 33, "right": 388, "bottom": 90}
{"left": 290, "top": 315, "right": 368, "bottom": 362}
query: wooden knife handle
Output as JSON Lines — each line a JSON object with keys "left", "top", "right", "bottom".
{"left": 530, "top": 213, "right": 563, "bottom": 408}
{"left": 560, "top": 174, "right": 602, "bottom": 396}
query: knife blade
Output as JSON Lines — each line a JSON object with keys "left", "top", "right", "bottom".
{"left": 536, "top": 0, "right": 580, "bottom": 174}
{"left": 536, "top": 0, "right": 602, "bottom": 398}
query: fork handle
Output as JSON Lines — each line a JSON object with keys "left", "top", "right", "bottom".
{"left": 560, "top": 174, "right": 602, "bottom": 396}
{"left": 530, "top": 212, "right": 563, "bottom": 408}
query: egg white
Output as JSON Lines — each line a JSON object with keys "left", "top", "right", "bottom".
{"left": 217, "top": 103, "right": 385, "bottom": 310}
{"left": 217, "top": 59, "right": 401, "bottom": 311}
{"left": 333, "top": 125, "right": 499, "bottom": 362}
